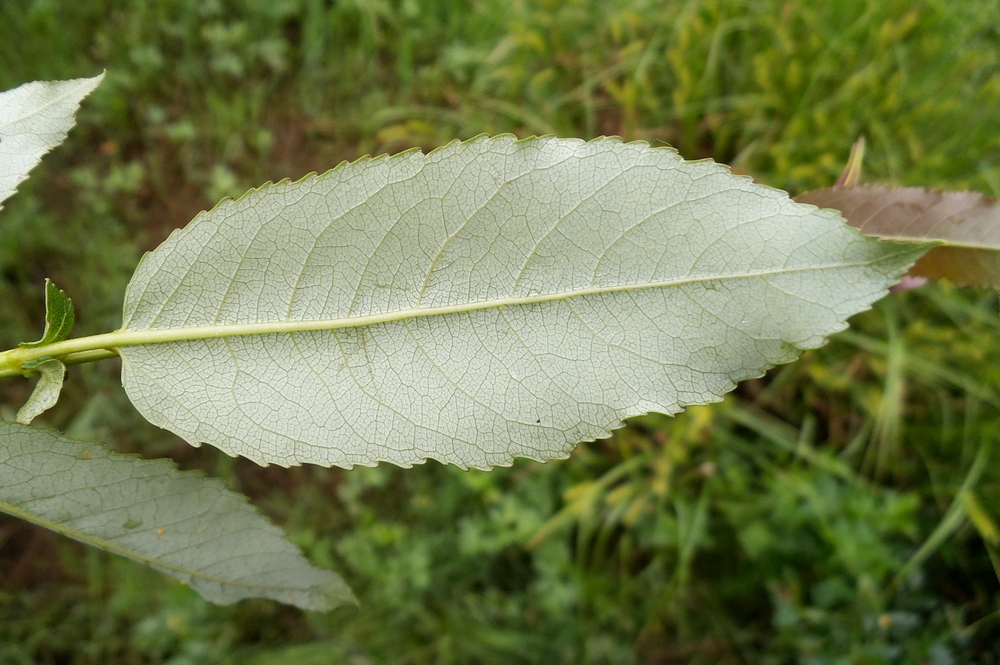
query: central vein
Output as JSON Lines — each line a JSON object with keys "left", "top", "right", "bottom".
{"left": 4, "top": 258, "right": 900, "bottom": 367}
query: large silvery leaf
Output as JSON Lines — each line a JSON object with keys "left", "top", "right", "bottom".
{"left": 0, "top": 74, "right": 103, "bottom": 210}
{"left": 796, "top": 185, "right": 1000, "bottom": 288}
{"left": 0, "top": 420, "right": 353, "bottom": 610}
{"left": 117, "top": 136, "right": 926, "bottom": 469}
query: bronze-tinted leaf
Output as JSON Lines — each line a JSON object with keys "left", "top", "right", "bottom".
{"left": 796, "top": 185, "right": 1000, "bottom": 288}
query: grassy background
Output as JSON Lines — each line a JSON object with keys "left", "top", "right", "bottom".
{"left": 2, "top": 0, "right": 1000, "bottom": 662}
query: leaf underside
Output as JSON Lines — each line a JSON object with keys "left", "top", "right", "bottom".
{"left": 15, "top": 359, "right": 65, "bottom": 424}
{"left": 0, "top": 420, "right": 353, "bottom": 610}
{"left": 0, "top": 74, "right": 103, "bottom": 212}
{"left": 796, "top": 185, "right": 1000, "bottom": 288}
{"left": 119, "top": 136, "right": 926, "bottom": 469}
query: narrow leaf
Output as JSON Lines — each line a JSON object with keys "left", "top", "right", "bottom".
{"left": 0, "top": 420, "right": 354, "bottom": 610}
{"left": 20, "top": 278, "right": 75, "bottom": 348}
{"left": 15, "top": 359, "right": 65, "bottom": 424}
{"left": 0, "top": 74, "right": 103, "bottom": 211}
{"left": 963, "top": 491, "right": 1000, "bottom": 546}
{"left": 835, "top": 137, "right": 866, "bottom": 188}
{"left": 115, "top": 136, "right": 926, "bottom": 469}
{"left": 796, "top": 185, "right": 1000, "bottom": 288}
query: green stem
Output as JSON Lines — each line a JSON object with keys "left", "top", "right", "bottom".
{"left": 61, "top": 349, "right": 121, "bottom": 367}
{"left": 0, "top": 334, "right": 124, "bottom": 378}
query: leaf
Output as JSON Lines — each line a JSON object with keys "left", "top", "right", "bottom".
{"left": 0, "top": 74, "right": 103, "bottom": 211}
{"left": 0, "top": 420, "right": 354, "bottom": 610}
{"left": 115, "top": 136, "right": 926, "bottom": 469}
{"left": 12, "top": 280, "right": 76, "bottom": 418}
{"left": 20, "top": 278, "right": 75, "bottom": 348}
{"left": 963, "top": 490, "right": 1000, "bottom": 546}
{"left": 795, "top": 185, "right": 1000, "bottom": 288}
{"left": 15, "top": 359, "right": 65, "bottom": 424}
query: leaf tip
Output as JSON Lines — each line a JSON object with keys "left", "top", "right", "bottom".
{"left": 836, "top": 136, "right": 867, "bottom": 188}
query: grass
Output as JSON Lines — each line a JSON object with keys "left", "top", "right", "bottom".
{"left": 1, "top": 0, "right": 1000, "bottom": 662}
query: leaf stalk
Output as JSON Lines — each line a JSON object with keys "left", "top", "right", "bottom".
{"left": 0, "top": 338, "right": 121, "bottom": 378}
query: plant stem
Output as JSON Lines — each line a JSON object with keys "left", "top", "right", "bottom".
{"left": 0, "top": 337, "right": 122, "bottom": 378}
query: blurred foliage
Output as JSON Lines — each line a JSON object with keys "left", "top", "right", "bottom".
{"left": 1, "top": 0, "right": 1000, "bottom": 662}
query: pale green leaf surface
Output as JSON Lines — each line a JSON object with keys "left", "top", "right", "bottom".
{"left": 15, "top": 359, "right": 65, "bottom": 424}
{"left": 0, "top": 74, "right": 103, "bottom": 211}
{"left": 0, "top": 420, "right": 354, "bottom": 610}
{"left": 118, "top": 136, "right": 926, "bottom": 469}
{"left": 20, "top": 278, "right": 75, "bottom": 348}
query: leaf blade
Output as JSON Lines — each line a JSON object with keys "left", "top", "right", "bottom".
{"left": 0, "top": 420, "right": 354, "bottom": 610}
{"left": 0, "top": 74, "right": 103, "bottom": 211}
{"left": 20, "top": 278, "right": 75, "bottom": 348}
{"left": 119, "top": 136, "right": 927, "bottom": 468}
{"left": 15, "top": 359, "right": 65, "bottom": 424}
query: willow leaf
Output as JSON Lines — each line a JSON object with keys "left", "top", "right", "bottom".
{"left": 113, "top": 136, "right": 926, "bottom": 469}
{"left": 0, "top": 420, "right": 354, "bottom": 610}
{"left": 796, "top": 185, "right": 1000, "bottom": 288}
{"left": 0, "top": 74, "right": 103, "bottom": 211}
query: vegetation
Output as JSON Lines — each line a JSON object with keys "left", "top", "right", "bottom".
{"left": 1, "top": 0, "right": 999, "bottom": 662}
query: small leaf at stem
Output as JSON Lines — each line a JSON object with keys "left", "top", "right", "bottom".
{"left": 20, "top": 278, "right": 75, "bottom": 348}
{"left": 15, "top": 359, "right": 65, "bottom": 424}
